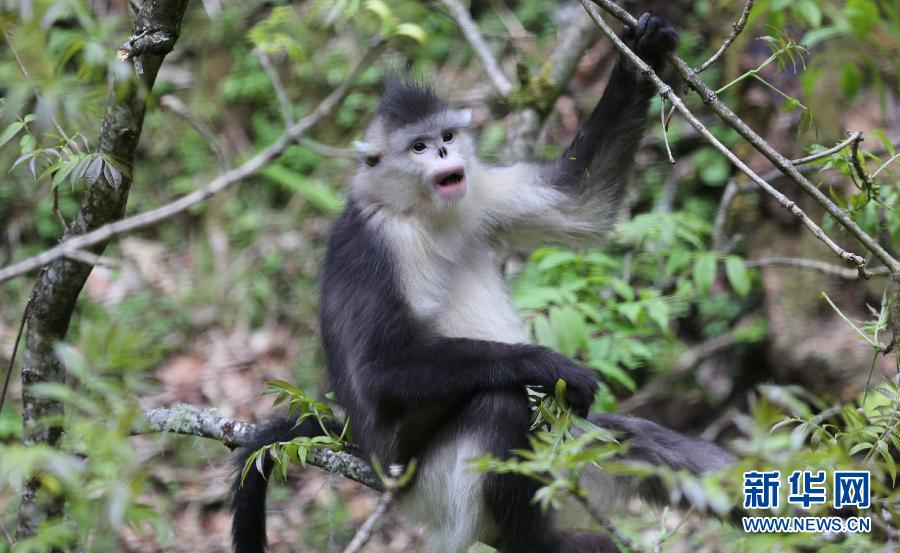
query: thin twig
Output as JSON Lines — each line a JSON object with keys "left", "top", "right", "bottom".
{"left": 159, "top": 95, "right": 230, "bottom": 172}
{"left": 590, "top": 0, "right": 900, "bottom": 279}
{"left": 872, "top": 151, "right": 900, "bottom": 178}
{"left": 619, "top": 329, "right": 740, "bottom": 413}
{"left": 746, "top": 257, "right": 890, "bottom": 279}
{"left": 299, "top": 138, "right": 355, "bottom": 158}
{"left": 3, "top": 31, "right": 72, "bottom": 144}
{"left": 0, "top": 38, "right": 385, "bottom": 285}
{"left": 0, "top": 300, "right": 29, "bottom": 413}
{"left": 712, "top": 180, "right": 754, "bottom": 250}
{"left": 850, "top": 135, "right": 875, "bottom": 190}
{"left": 695, "top": 0, "right": 754, "bottom": 74}
{"left": 254, "top": 49, "right": 294, "bottom": 126}
{"left": 790, "top": 131, "right": 861, "bottom": 166}
{"left": 51, "top": 188, "right": 69, "bottom": 232}
{"left": 575, "top": 495, "right": 648, "bottom": 553}
{"left": 342, "top": 488, "right": 396, "bottom": 553}
{"left": 62, "top": 249, "right": 120, "bottom": 269}
{"left": 580, "top": 0, "right": 871, "bottom": 277}
{"left": 0, "top": 516, "right": 12, "bottom": 547}
{"left": 660, "top": 96, "right": 675, "bottom": 164}
{"left": 503, "top": 9, "right": 598, "bottom": 160}
{"left": 489, "top": 0, "right": 535, "bottom": 53}
{"left": 440, "top": 0, "right": 514, "bottom": 97}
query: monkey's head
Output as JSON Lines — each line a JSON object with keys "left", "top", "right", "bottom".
{"left": 352, "top": 77, "right": 475, "bottom": 214}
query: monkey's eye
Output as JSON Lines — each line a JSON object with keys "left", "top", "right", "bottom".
{"left": 442, "top": 131, "right": 455, "bottom": 143}
{"left": 412, "top": 141, "right": 428, "bottom": 153}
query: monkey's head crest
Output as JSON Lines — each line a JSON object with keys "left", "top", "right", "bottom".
{"left": 352, "top": 76, "right": 475, "bottom": 214}
{"left": 376, "top": 76, "right": 450, "bottom": 127}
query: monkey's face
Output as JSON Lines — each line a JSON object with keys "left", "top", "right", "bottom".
{"left": 353, "top": 109, "right": 475, "bottom": 214}
{"left": 407, "top": 127, "right": 469, "bottom": 205}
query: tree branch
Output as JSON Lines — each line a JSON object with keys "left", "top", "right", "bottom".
{"left": 580, "top": 0, "right": 871, "bottom": 278}
{"left": 0, "top": 38, "right": 385, "bottom": 285}
{"left": 790, "top": 131, "right": 861, "bottom": 166}
{"left": 504, "top": 8, "right": 598, "bottom": 160}
{"left": 440, "top": 0, "right": 515, "bottom": 97}
{"left": 140, "top": 405, "right": 381, "bottom": 490}
{"left": 253, "top": 49, "right": 294, "bottom": 126}
{"left": 746, "top": 257, "right": 890, "bottom": 280}
{"left": 694, "top": 0, "right": 754, "bottom": 74}
{"left": 159, "top": 94, "right": 230, "bottom": 172}
{"left": 342, "top": 481, "right": 397, "bottom": 553}
{"left": 16, "top": 0, "right": 190, "bottom": 539}
{"left": 589, "top": 0, "right": 900, "bottom": 279}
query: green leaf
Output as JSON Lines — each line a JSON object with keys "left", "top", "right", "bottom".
{"left": 692, "top": 254, "right": 717, "bottom": 295}
{"left": 643, "top": 300, "right": 670, "bottom": 334}
{"left": 839, "top": 63, "right": 861, "bottom": 100}
{"left": 796, "top": 1, "right": 822, "bottom": 28}
{"left": 616, "top": 302, "right": 642, "bottom": 325}
{"left": 532, "top": 314, "right": 557, "bottom": 351}
{"left": 597, "top": 363, "right": 635, "bottom": 391}
{"left": 261, "top": 164, "right": 344, "bottom": 214}
{"left": 780, "top": 96, "right": 801, "bottom": 113}
{"left": 394, "top": 23, "right": 427, "bottom": 45}
{"left": 549, "top": 306, "right": 587, "bottom": 357}
{"left": 19, "top": 133, "right": 36, "bottom": 153}
{"left": 0, "top": 121, "right": 24, "bottom": 148}
{"left": 608, "top": 278, "right": 634, "bottom": 302}
{"left": 844, "top": 0, "right": 878, "bottom": 36}
{"left": 725, "top": 256, "right": 751, "bottom": 296}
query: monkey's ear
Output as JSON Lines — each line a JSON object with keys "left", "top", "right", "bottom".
{"left": 455, "top": 108, "right": 473, "bottom": 128}
{"left": 354, "top": 141, "right": 382, "bottom": 167}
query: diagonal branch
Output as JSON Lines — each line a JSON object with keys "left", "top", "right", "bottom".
{"left": 579, "top": 0, "right": 870, "bottom": 278}
{"left": 695, "top": 0, "right": 754, "bottom": 74}
{"left": 589, "top": 0, "right": 900, "bottom": 278}
{"left": 440, "top": 0, "right": 515, "bottom": 97}
{"left": 0, "top": 38, "right": 385, "bottom": 285}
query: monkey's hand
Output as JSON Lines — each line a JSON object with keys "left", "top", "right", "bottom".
{"left": 622, "top": 12, "right": 679, "bottom": 75}
{"left": 530, "top": 350, "right": 598, "bottom": 416}
{"left": 556, "top": 363, "right": 598, "bottom": 417}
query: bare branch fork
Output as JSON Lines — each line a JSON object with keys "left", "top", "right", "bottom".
{"left": 0, "top": 38, "right": 385, "bottom": 285}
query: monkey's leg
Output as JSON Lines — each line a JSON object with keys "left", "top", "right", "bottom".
{"left": 465, "top": 390, "right": 619, "bottom": 553}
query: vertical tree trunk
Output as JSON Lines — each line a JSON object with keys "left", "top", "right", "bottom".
{"left": 16, "top": 0, "right": 191, "bottom": 539}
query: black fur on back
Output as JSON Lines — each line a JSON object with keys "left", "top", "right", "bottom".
{"left": 376, "top": 75, "right": 449, "bottom": 128}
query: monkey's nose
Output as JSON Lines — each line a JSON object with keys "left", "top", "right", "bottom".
{"left": 438, "top": 146, "right": 447, "bottom": 159}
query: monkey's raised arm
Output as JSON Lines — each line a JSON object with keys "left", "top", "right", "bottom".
{"left": 480, "top": 13, "right": 678, "bottom": 243}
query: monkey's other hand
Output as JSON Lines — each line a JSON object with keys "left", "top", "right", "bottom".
{"left": 622, "top": 12, "right": 679, "bottom": 74}
{"left": 543, "top": 355, "right": 598, "bottom": 417}
{"left": 554, "top": 361, "right": 597, "bottom": 417}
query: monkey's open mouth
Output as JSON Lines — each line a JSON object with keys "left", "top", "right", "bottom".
{"left": 433, "top": 168, "right": 467, "bottom": 199}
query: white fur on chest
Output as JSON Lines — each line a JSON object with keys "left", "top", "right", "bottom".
{"left": 380, "top": 213, "right": 527, "bottom": 344}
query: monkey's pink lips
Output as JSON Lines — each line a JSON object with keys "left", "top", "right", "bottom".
{"left": 433, "top": 168, "right": 467, "bottom": 199}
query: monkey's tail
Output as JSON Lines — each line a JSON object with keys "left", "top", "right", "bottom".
{"left": 580, "top": 413, "right": 736, "bottom": 517}
{"left": 231, "top": 417, "right": 314, "bottom": 553}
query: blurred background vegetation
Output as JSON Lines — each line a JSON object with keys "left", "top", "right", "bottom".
{"left": 0, "top": 0, "right": 898, "bottom": 551}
